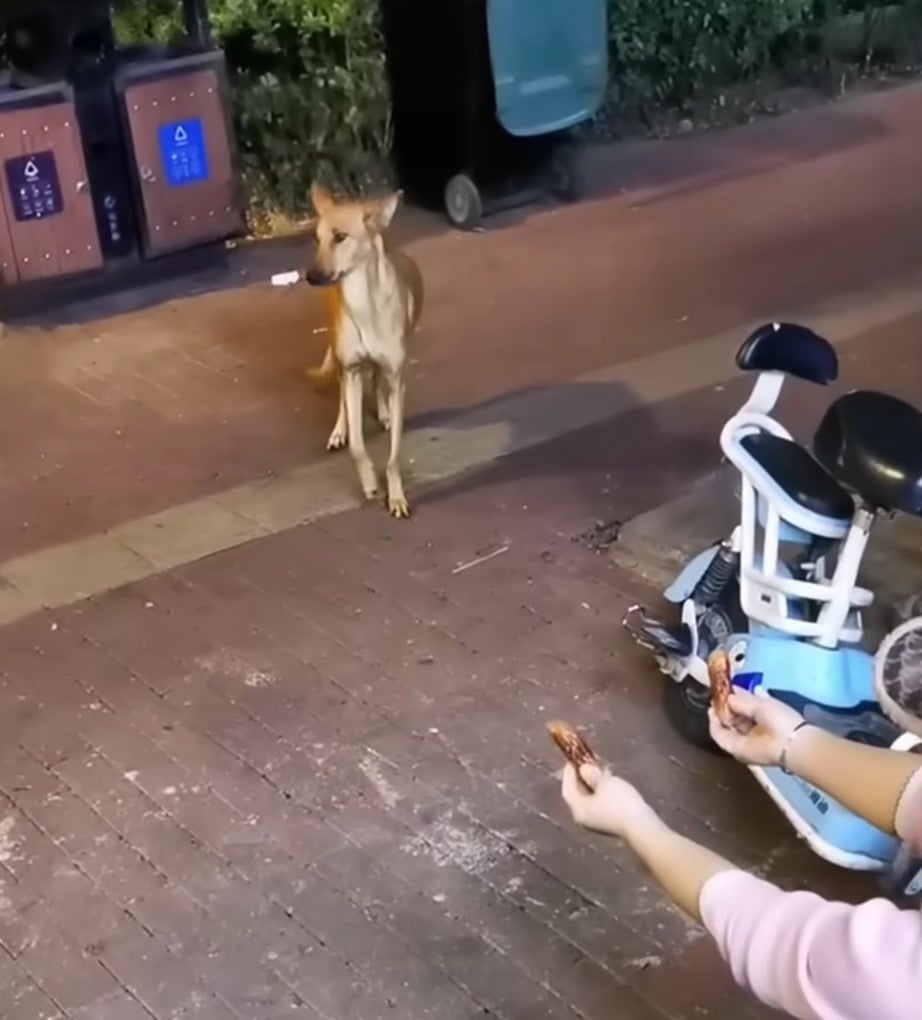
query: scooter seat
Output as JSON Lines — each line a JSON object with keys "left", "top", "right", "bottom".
{"left": 736, "top": 322, "right": 838, "bottom": 384}
{"left": 740, "top": 432, "right": 854, "bottom": 520}
{"left": 813, "top": 391, "right": 922, "bottom": 516}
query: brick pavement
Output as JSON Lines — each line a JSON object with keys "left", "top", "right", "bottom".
{"left": 2, "top": 83, "right": 922, "bottom": 560}
{"left": 3, "top": 272, "right": 922, "bottom": 632}
{"left": 4, "top": 80, "right": 922, "bottom": 1020}
{"left": 0, "top": 405, "right": 878, "bottom": 1020}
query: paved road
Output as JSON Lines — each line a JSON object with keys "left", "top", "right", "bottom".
{"left": 2, "top": 85, "right": 922, "bottom": 1020}
{"left": 1, "top": 300, "right": 920, "bottom": 1020}
{"left": 0, "top": 413, "right": 877, "bottom": 1020}
{"left": 2, "top": 84, "right": 922, "bottom": 559}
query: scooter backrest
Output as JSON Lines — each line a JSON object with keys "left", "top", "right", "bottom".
{"left": 735, "top": 322, "right": 838, "bottom": 385}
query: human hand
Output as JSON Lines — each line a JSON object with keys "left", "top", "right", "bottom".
{"left": 708, "top": 688, "right": 804, "bottom": 766}
{"left": 561, "top": 762, "right": 660, "bottom": 839}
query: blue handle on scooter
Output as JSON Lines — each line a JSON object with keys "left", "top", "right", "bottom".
{"left": 732, "top": 671, "right": 763, "bottom": 693}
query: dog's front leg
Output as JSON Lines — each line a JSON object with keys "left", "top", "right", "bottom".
{"left": 385, "top": 369, "right": 409, "bottom": 518}
{"left": 327, "top": 374, "right": 348, "bottom": 451}
{"left": 344, "top": 365, "right": 378, "bottom": 501}
{"left": 375, "top": 369, "right": 391, "bottom": 432}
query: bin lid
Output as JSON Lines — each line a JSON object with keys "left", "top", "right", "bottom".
{"left": 0, "top": 0, "right": 199, "bottom": 19}
{"left": 1, "top": 0, "right": 120, "bottom": 15}
{"left": 487, "top": 0, "right": 607, "bottom": 138}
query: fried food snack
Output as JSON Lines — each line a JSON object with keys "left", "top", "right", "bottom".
{"left": 547, "top": 721, "right": 599, "bottom": 792}
{"left": 707, "top": 649, "right": 734, "bottom": 727}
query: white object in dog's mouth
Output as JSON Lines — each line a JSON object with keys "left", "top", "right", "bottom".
{"left": 271, "top": 270, "right": 301, "bottom": 287}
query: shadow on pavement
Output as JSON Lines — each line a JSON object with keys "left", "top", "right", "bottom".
{"left": 411, "top": 377, "right": 733, "bottom": 537}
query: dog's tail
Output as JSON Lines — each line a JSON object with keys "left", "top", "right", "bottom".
{"left": 306, "top": 344, "right": 337, "bottom": 388}
{"left": 306, "top": 284, "right": 341, "bottom": 389}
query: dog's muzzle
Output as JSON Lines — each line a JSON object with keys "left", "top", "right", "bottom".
{"left": 305, "top": 267, "right": 337, "bottom": 287}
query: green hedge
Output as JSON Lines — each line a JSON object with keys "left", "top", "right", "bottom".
{"left": 606, "top": 0, "right": 920, "bottom": 110}
{"left": 608, "top": 0, "right": 815, "bottom": 105}
{"left": 114, "top": 0, "right": 392, "bottom": 222}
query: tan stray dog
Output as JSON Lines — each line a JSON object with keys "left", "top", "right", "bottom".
{"left": 305, "top": 184, "right": 423, "bottom": 518}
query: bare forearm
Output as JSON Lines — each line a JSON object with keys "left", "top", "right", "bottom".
{"left": 624, "top": 816, "right": 738, "bottom": 922}
{"left": 788, "top": 727, "right": 921, "bottom": 836}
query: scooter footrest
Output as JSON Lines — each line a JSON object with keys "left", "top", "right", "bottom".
{"left": 623, "top": 605, "right": 694, "bottom": 657}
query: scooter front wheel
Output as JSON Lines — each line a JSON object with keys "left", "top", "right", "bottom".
{"left": 664, "top": 677, "right": 724, "bottom": 753}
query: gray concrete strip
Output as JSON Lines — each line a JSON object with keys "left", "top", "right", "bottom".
{"left": 3, "top": 269, "right": 922, "bottom": 627}
{"left": 109, "top": 499, "right": 270, "bottom": 573}
{"left": 410, "top": 265, "right": 922, "bottom": 477}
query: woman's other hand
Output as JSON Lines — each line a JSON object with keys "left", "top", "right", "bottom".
{"left": 709, "top": 688, "right": 804, "bottom": 766}
{"left": 560, "top": 762, "right": 660, "bottom": 839}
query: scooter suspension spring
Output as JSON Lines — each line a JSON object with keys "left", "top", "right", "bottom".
{"left": 694, "top": 543, "right": 738, "bottom": 606}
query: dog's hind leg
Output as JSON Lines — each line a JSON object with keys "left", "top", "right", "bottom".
{"left": 384, "top": 369, "right": 409, "bottom": 518}
{"left": 326, "top": 374, "right": 348, "bottom": 451}
{"left": 344, "top": 366, "right": 378, "bottom": 500}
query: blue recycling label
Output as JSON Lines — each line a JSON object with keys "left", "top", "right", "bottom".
{"left": 5, "top": 151, "right": 63, "bottom": 222}
{"left": 157, "top": 118, "right": 210, "bottom": 187}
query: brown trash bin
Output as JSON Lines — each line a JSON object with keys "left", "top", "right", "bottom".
{"left": 0, "top": 0, "right": 246, "bottom": 311}
{"left": 117, "top": 50, "right": 244, "bottom": 259}
{"left": 0, "top": 82, "right": 103, "bottom": 287}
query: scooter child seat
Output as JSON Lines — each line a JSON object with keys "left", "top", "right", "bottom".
{"left": 739, "top": 432, "right": 854, "bottom": 521}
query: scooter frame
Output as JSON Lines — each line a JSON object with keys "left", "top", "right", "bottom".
{"left": 626, "top": 342, "right": 920, "bottom": 876}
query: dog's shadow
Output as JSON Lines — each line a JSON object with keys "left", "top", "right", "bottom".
{"left": 402, "top": 376, "right": 737, "bottom": 537}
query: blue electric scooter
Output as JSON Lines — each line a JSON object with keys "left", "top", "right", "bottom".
{"left": 625, "top": 322, "right": 922, "bottom": 891}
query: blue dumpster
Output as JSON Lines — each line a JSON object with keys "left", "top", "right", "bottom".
{"left": 379, "top": 0, "right": 608, "bottom": 229}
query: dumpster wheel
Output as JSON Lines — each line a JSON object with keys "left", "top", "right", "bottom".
{"left": 444, "top": 174, "right": 483, "bottom": 230}
{"left": 546, "top": 142, "right": 582, "bottom": 203}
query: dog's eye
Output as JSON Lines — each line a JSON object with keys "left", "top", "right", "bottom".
{"left": 332, "top": 230, "right": 347, "bottom": 245}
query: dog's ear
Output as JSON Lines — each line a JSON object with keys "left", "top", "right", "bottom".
{"left": 364, "top": 191, "right": 401, "bottom": 231}
{"left": 310, "top": 184, "right": 333, "bottom": 215}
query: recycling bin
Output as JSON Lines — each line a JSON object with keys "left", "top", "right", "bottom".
{"left": 0, "top": 80, "right": 103, "bottom": 286}
{"left": 116, "top": 49, "right": 244, "bottom": 258}
{"left": 0, "top": 0, "right": 245, "bottom": 304}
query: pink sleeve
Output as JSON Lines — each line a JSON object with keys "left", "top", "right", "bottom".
{"left": 895, "top": 763, "right": 922, "bottom": 853}
{"left": 700, "top": 872, "right": 922, "bottom": 1020}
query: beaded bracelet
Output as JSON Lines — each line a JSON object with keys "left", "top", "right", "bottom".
{"left": 779, "top": 720, "right": 812, "bottom": 774}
